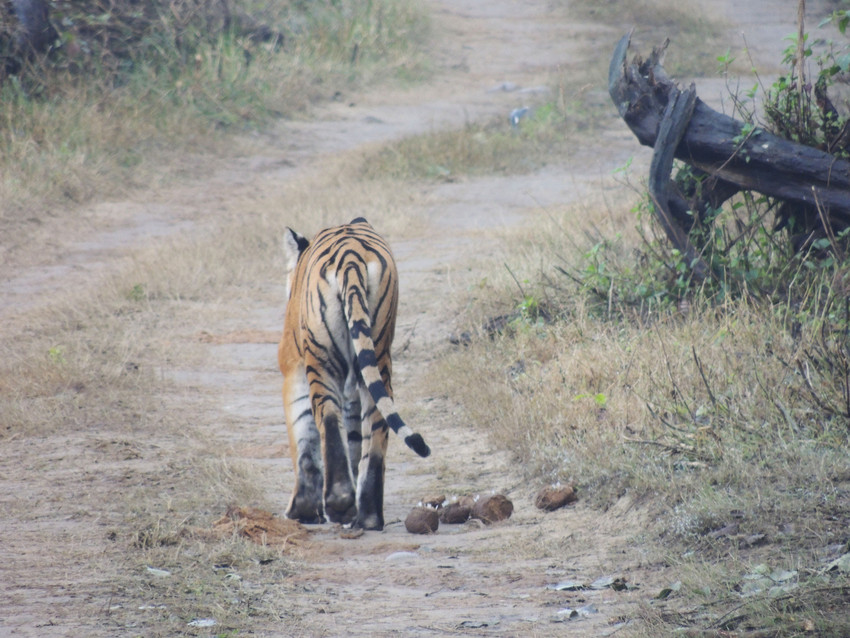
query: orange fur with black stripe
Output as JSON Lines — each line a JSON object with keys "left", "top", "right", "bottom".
{"left": 278, "top": 217, "right": 430, "bottom": 530}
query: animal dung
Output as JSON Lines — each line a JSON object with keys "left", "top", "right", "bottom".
{"left": 408, "top": 493, "right": 514, "bottom": 531}
{"left": 439, "top": 501, "right": 472, "bottom": 524}
{"left": 471, "top": 494, "right": 513, "bottom": 524}
{"left": 534, "top": 484, "right": 578, "bottom": 511}
{"left": 405, "top": 507, "right": 440, "bottom": 534}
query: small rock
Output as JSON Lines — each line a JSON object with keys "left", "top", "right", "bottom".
{"left": 589, "top": 575, "right": 630, "bottom": 591}
{"left": 440, "top": 501, "right": 472, "bottom": 524}
{"left": 187, "top": 618, "right": 217, "bottom": 628}
{"left": 339, "top": 528, "right": 364, "bottom": 540}
{"left": 743, "top": 533, "right": 768, "bottom": 547}
{"left": 825, "top": 553, "right": 850, "bottom": 573}
{"left": 145, "top": 566, "right": 171, "bottom": 578}
{"left": 471, "top": 494, "right": 513, "bottom": 524}
{"left": 405, "top": 507, "right": 439, "bottom": 534}
{"left": 534, "top": 484, "right": 577, "bottom": 511}
{"left": 546, "top": 580, "right": 584, "bottom": 591}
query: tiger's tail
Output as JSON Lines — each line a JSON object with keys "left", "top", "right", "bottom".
{"left": 342, "top": 266, "right": 430, "bottom": 458}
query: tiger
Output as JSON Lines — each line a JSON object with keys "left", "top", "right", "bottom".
{"left": 278, "top": 217, "right": 430, "bottom": 530}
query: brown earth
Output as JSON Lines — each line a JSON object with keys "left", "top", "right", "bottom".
{"left": 0, "top": 1, "right": 827, "bottom": 636}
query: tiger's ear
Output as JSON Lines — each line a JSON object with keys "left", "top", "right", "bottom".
{"left": 283, "top": 228, "right": 309, "bottom": 273}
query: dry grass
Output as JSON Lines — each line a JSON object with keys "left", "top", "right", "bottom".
{"left": 359, "top": 61, "right": 610, "bottom": 183}
{"left": 0, "top": 0, "right": 430, "bottom": 222}
{"left": 0, "top": 154, "right": 432, "bottom": 632}
{"left": 3, "top": 0, "right": 845, "bottom": 634}
{"left": 357, "top": 0, "right": 729, "bottom": 185}
{"left": 434, "top": 183, "right": 850, "bottom": 635}
{"left": 569, "top": 0, "right": 732, "bottom": 77}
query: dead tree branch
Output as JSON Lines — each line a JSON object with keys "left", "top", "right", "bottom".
{"left": 608, "top": 32, "right": 850, "bottom": 266}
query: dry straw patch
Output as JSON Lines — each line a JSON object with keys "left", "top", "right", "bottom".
{"left": 437, "top": 182, "right": 850, "bottom": 634}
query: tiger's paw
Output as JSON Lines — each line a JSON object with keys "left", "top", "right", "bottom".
{"left": 325, "top": 488, "right": 357, "bottom": 525}
{"left": 352, "top": 513, "right": 384, "bottom": 531}
{"left": 285, "top": 498, "right": 325, "bottom": 525}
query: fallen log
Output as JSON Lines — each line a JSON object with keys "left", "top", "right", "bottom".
{"left": 608, "top": 32, "right": 850, "bottom": 263}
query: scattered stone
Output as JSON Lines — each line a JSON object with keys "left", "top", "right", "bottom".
{"left": 826, "top": 552, "right": 850, "bottom": 573}
{"left": 589, "top": 575, "right": 630, "bottom": 591}
{"left": 187, "top": 618, "right": 217, "bottom": 628}
{"left": 534, "top": 484, "right": 577, "bottom": 511}
{"left": 405, "top": 507, "right": 439, "bottom": 534}
{"left": 471, "top": 494, "right": 513, "bottom": 524}
{"left": 743, "top": 533, "right": 768, "bottom": 547}
{"left": 546, "top": 580, "right": 584, "bottom": 591}
{"left": 656, "top": 581, "right": 682, "bottom": 599}
{"left": 145, "top": 566, "right": 171, "bottom": 578}
{"left": 708, "top": 522, "right": 739, "bottom": 538}
{"left": 552, "top": 608, "right": 578, "bottom": 622}
{"left": 440, "top": 501, "right": 472, "bottom": 524}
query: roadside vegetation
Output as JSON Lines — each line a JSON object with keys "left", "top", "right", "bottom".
{"left": 0, "top": 0, "right": 430, "bottom": 219}
{"left": 430, "top": 4, "right": 850, "bottom": 636}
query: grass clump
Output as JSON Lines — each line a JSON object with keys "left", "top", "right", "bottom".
{"left": 0, "top": 0, "right": 430, "bottom": 218}
{"left": 438, "top": 197, "right": 850, "bottom": 635}
{"left": 435, "top": 11, "right": 850, "bottom": 629}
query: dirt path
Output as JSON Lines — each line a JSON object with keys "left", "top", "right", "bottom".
{"left": 0, "top": 1, "right": 820, "bottom": 636}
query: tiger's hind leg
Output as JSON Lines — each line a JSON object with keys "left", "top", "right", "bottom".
{"left": 307, "top": 361, "right": 357, "bottom": 525}
{"left": 343, "top": 370, "right": 362, "bottom": 482}
{"left": 283, "top": 363, "right": 325, "bottom": 524}
{"left": 354, "top": 387, "right": 389, "bottom": 530}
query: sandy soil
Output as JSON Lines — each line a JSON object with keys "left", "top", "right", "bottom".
{"left": 0, "top": 1, "right": 827, "bottom": 636}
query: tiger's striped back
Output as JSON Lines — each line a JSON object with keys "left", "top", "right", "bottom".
{"left": 278, "top": 217, "right": 429, "bottom": 530}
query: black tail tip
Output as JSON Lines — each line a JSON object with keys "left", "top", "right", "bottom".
{"left": 405, "top": 433, "right": 431, "bottom": 458}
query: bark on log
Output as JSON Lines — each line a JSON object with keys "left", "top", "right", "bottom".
{"left": 647, "top": 84, "right": 711, "bottom": 280}
{"left": 609, "top": 32, "right": 850, "bottom": 257}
